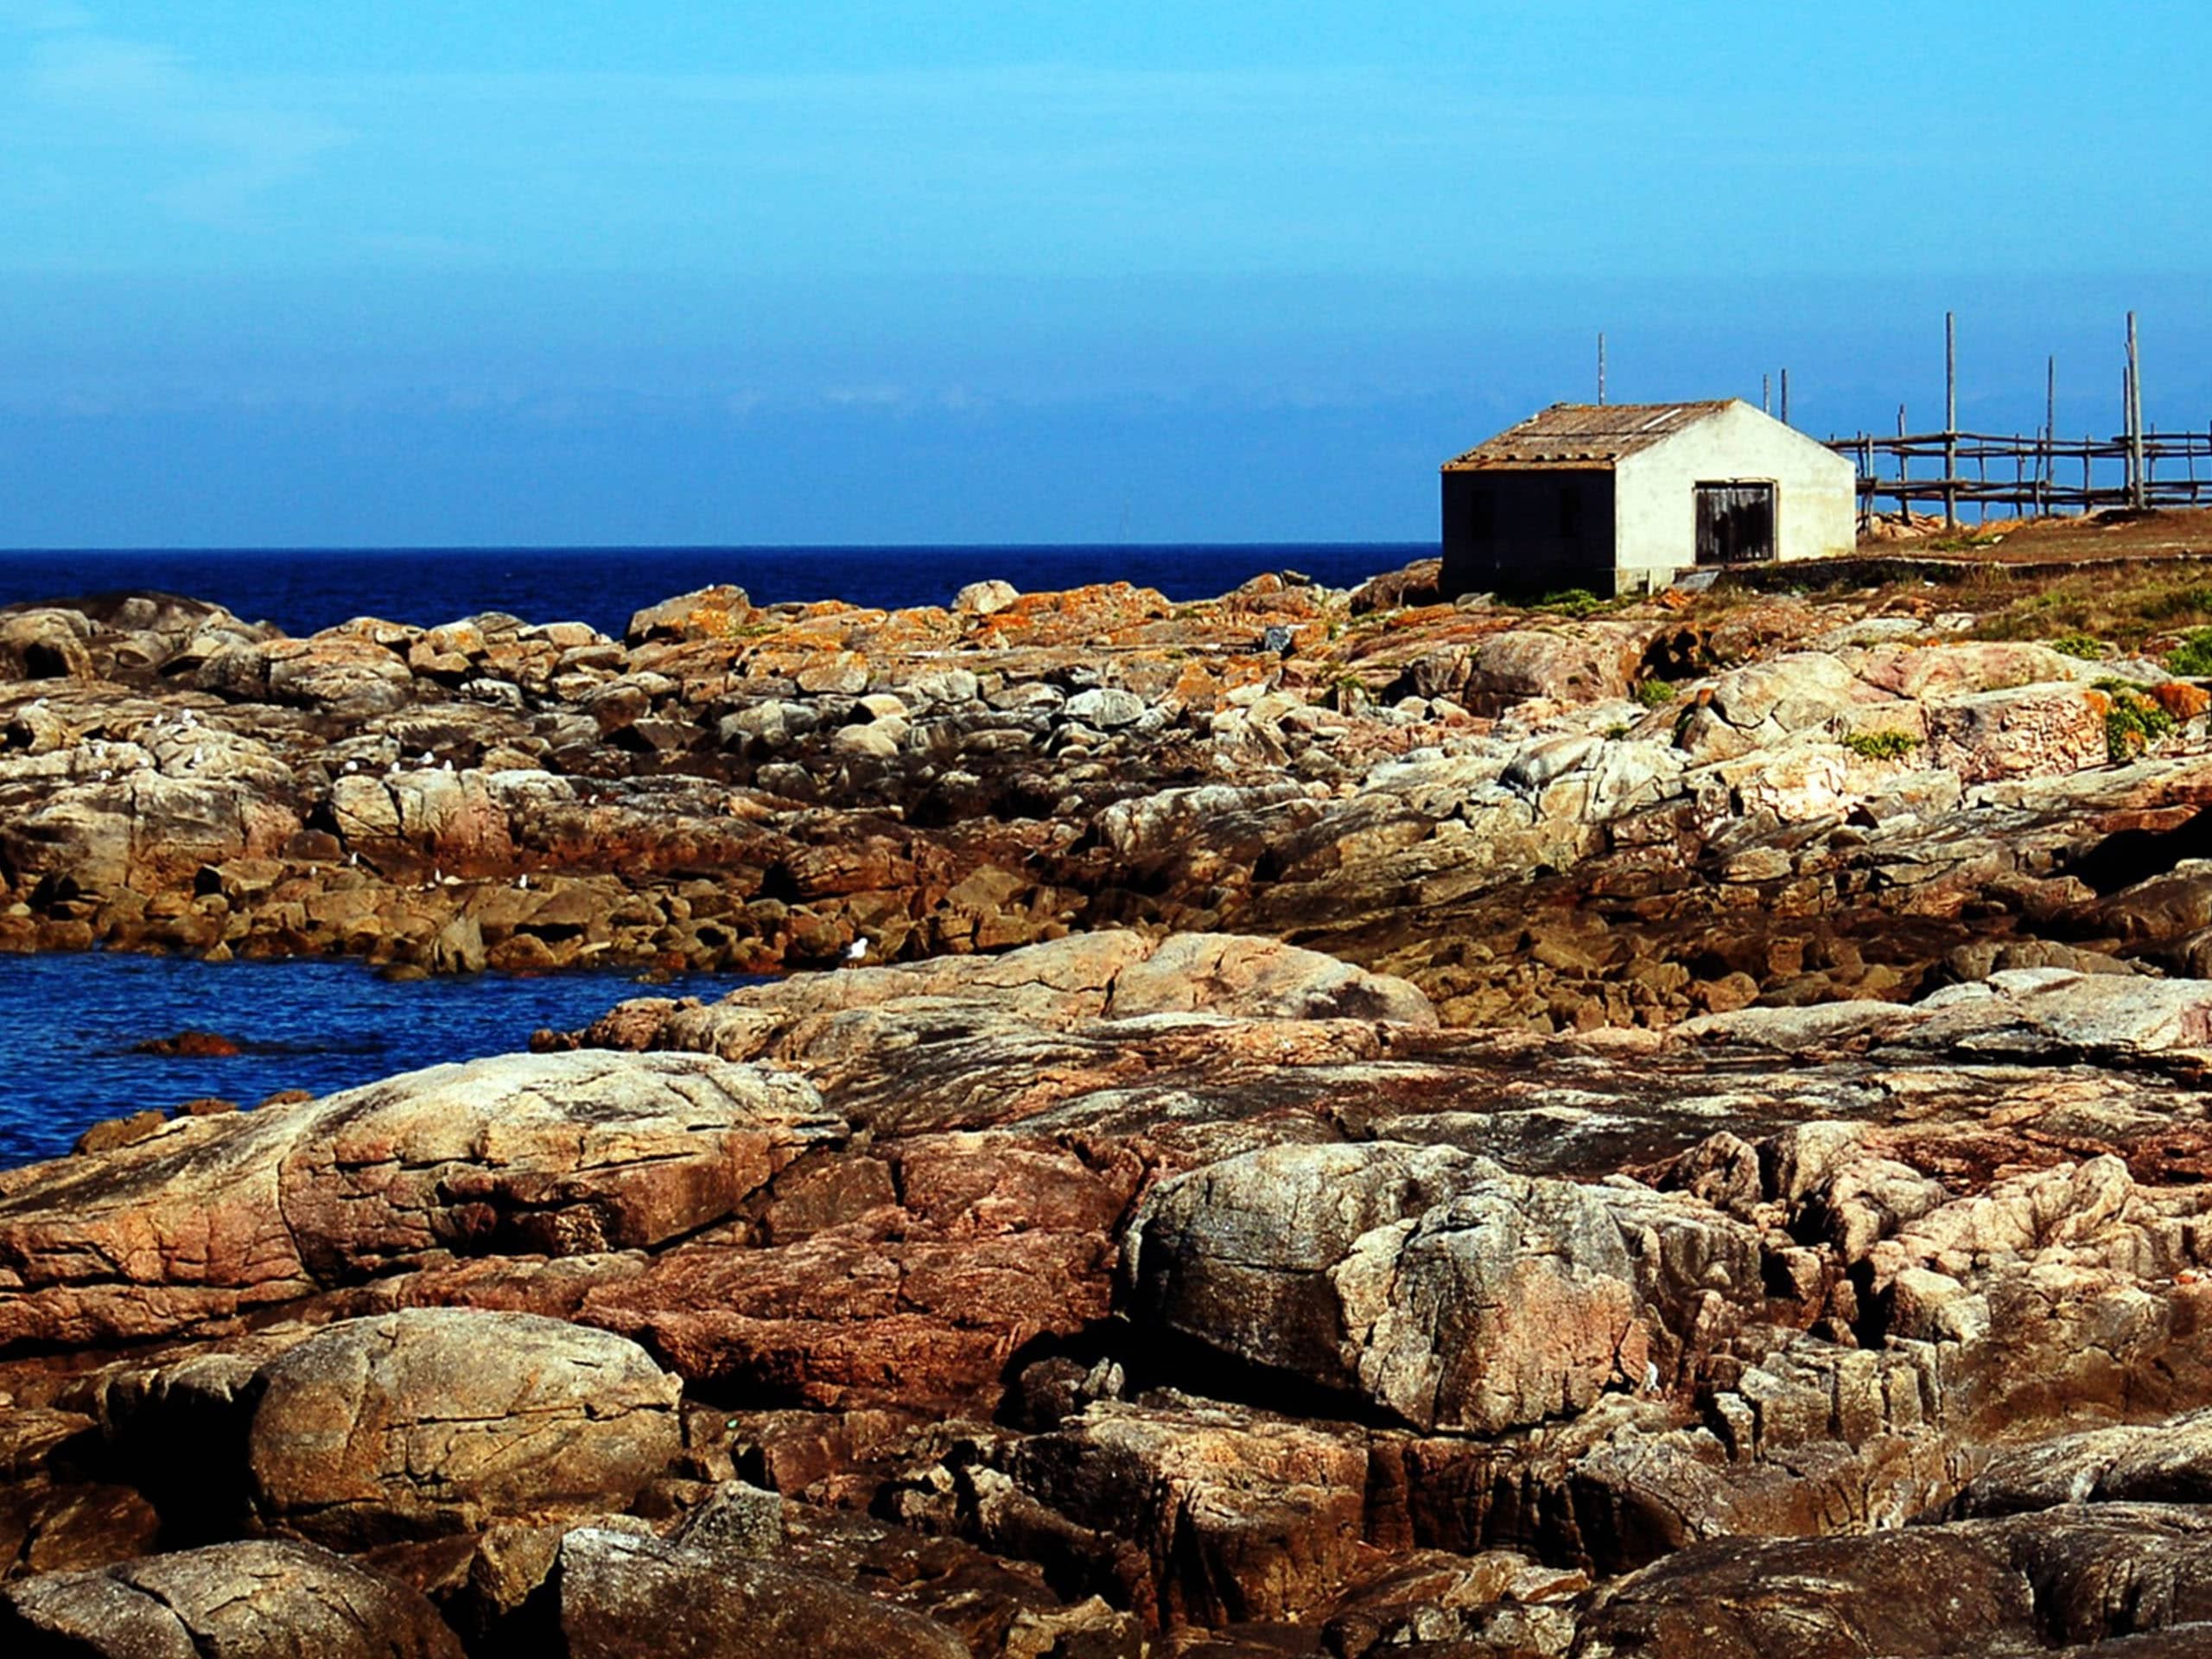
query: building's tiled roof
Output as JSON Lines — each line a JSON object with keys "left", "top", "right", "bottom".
{"left": 1442, "top": 401, "right": 1738, "bottom": 471}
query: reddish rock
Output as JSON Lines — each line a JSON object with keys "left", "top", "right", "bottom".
{"left": 130, "top": 1030, "right": 243, "bottom": 1058}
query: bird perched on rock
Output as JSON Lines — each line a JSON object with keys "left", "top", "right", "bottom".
{"left": 842, "top": 938, "right": 870, "bottom": 967}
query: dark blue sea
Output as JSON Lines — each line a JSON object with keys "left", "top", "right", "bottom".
{"left": 0, "top": 952, "right": 751, "bottom": 1168}
{"left": 0, "top": 543, "right": 1427, "bottom": 639}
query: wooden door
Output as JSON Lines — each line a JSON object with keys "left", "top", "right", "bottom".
{"left": 1695, "top": 483, "right": 1776, "bottom": 564}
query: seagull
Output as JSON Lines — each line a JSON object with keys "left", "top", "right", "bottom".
{"left": 842, "top": 938, "right": 870, "bottom": 967}
{"left": 343, "top": 759, "right": 359, "bottom": 773}
{"left": 516, "top": 873, "right": 530, "bottom": 889}
{"left": 442, "top": 759, "right": 454, "bottom": 772}
{"left": 348, "top": 851, "right": 359, "bottom": 867}
{"left": 419, "top": 751, "right": 435, "bottom": 766}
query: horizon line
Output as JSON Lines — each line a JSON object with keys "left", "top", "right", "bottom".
{"left": 0, "top": 538, "right": 1442, "bottom": 556}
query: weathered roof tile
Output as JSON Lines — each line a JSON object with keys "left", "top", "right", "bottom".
{"left": 1443, "top": 401, "right": 1737, "bottom": 471}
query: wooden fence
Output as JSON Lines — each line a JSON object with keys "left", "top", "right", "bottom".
{"left": 1827, "top": 428, "right": 2212, "bottom": 524}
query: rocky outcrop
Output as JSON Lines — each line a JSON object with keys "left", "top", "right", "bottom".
{"left": 8, "top": 536, "right": 2212, "bottom": 1650}
{"left": 554, "top": 1526, "right": 970, "bottom": 1659}
{"left": 1123, "top": 1143, "right": 1760, "bottom": 1433}
{"left": 0, "top": 1539, "right": 464, "bottom": 1657}
{"left": 243, "top": 1311, "right": 681, "bottom": 1548}
{"left": 0, "top": 1051, "right": 839, "bottom": 1351}
{"left": 7, "top": 563, "right": 2208, "bottom": 1038}
{"left": 3, "top": 933, "right": 2212, "bottom": 1648}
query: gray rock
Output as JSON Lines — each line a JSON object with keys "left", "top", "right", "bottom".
{"left": 245, "top": 1309, "right": 682, "bottom": 1548}
{"left": 1061, "top": 687, "right": 1147, "bottom": 729}
{"left": 671, "top": 1479, "right": 785, "bottom": 1557}
{"left": 0, "top": 1539, "right": 463, "bottom": 1657}
{"left": 556, "top": 1525, "right": 968, "bottom": 1659}
{"left": 951, "top": 579, "right": 1019, "bottom": 617}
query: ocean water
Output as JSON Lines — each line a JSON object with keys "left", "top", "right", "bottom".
{"left": 0, "top": 951, "right": 751, "bottom": 1169}
{"left": 0, "top": 543, "right": 1427, "bottom": 639}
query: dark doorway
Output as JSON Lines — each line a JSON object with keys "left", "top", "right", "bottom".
{"left": 1694, "top": 482, "right": 1776, "bottom": 564}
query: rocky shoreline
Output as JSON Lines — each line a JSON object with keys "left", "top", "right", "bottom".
{"left": 5, "top": 564, "right": 2212, "bottom": 1028}
{"left": 8, "top": 561, "right": 2212, "bottom": 1653}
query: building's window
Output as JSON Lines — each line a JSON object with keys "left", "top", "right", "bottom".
{"left": 1558, "top": 485, "right": 1580, "bottom": 539}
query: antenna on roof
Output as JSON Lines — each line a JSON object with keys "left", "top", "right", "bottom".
{"left": 1761, "top": 374, "right": 1770, "bottom": 416}
{"left": 1597, "top": 332, "right": 1606, "bottom": 405}
{"left": 1781, "top": 368, "right": 1790, "bottom": 427}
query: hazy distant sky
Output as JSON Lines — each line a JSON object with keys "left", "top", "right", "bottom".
{"left": 2, "top": 1, "right": 2208, "bottom": 546}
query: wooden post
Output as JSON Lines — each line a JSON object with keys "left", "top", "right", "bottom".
{"left": 1943, "top": 310, "right": 1958, "bottom": 529}
{"left": 2127, "top": 311, "right": 2145, "bottom": 509}
{"left": 2045, "top": 354, "right": 2056, "bottom": 495}
{"left": 1897, "top": 405, "right": 1908, "bottom": 519}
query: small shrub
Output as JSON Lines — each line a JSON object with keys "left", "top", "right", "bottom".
{"left": 1535, "top": 588, "right": 1605, "bottom": 618}
{"left": 1842, "top": 728, "right": 1921, "bottom": 762}
{"left": 2103, "top": 685, "right": 2177, "bottom": 762}
{"left": 2167, "top": 628, "right": 2212, "bottom": 677}
{"left": 1632, "top": 679, "right": 1676, "bottom": 708}
{"left": 1604, "top": 722, "right": 1630, "bottom": 741}
{"left": 2049, "top": 632, "right": 2106, "bottom": 661}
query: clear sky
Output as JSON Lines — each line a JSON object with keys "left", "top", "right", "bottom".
{"left": 2, "top": 1, "right": 2208, "bottom": 546}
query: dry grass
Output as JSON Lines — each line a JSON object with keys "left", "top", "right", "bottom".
{"left": 1964, "top": 563, "right": 2212, "bottom": 647}
{"left": 1885, "top": 507, "right": 2212, "bottom": 564}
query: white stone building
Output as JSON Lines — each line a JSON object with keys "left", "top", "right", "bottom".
{"left": 1440, "top": 400, "right": 1857, "bottom": 597}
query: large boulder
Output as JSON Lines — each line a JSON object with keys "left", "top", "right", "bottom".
{"left": 1462, "top": 626, "right": 1639, "bottom": 712}
{"left": 555, "top": 1525, "right": 969, "bottom": 1659}
{"left": 999, "top": 1400, "right": 1370, "bottom": 1626}
{"left": 1123, "top": 1143, "right": 1760, "bottom": 1433}
{"left": 626, "top": 585, "right": 753, "bottom": 646}
{"left": 262, "top": 633, "right": 415, "bottom": 714}
{"left": 1923, "top": 683, "right": 2108, "bottom": 782}
{"left": 1101, "top": 931, "right": 1436, "bottom": 1027}
{"left": 1946, "top": 1407, "right": 2212, "bottom": 1519}
{"left": 0, "top": 609, "right": 94, "bottom": 682}
{"left": 245, "top": 1309, "right": 681, "bottom": 1548}
{"left": 1571, "top": 1504, "right": 2212, "bottom": 1658}
{"left": 0, "top": 1052, "right": 837, "bottom": 1351}
{"left": 0, "top": 1539, "right": 463, "bottom": 1657}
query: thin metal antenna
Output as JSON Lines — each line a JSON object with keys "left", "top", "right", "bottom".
{"left": 2127, "top": 310, "right": 2145, "bottom": 508}
{"left": 1597, "top": 332, "right": 1606, "bottom": 404}
{"left": 1780, "top": 368, "right": 1790, "bottom": 427}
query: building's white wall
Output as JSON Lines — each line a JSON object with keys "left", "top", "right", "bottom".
{"left": 1611, "top": 401, "right": 1857, "bottom": 591}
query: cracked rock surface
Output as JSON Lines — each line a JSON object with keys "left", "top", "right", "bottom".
{"left": 0, "top": 931, "right": 2209, "bottom": 1649}
{"left": 8, "top": 560, "right": 2212, "bottom": 1652}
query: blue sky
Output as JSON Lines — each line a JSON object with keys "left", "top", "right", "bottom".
{"left": 2, "top": 1, "right": 2208, "bottom": 546}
